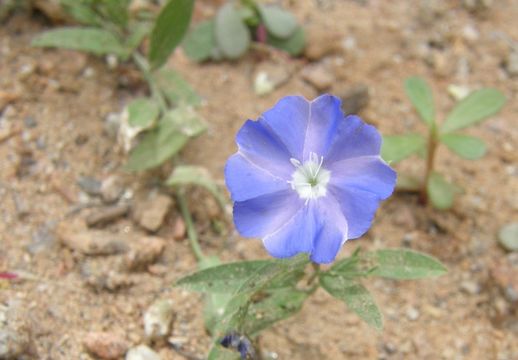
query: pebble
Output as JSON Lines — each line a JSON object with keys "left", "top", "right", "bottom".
{"left": 57, "top": 222, "right": 128, "bottom": 255}
{"left": 336, "top": 84, "right": 369, "bottom": 115}
{"left": 100, "top": 175, "right": 125, "bottom": 204}
{"left": 301, "top": 64, "right": 334, "bottom": 91}
{"left": 124, "top": 236, "right": 166, "bottom": 271}
{"left": 460, "top": 280, "right": 481, "bottom": 295}
{"left": 253, "top": 62, "right": 292, "bottom": 96}
{"left": 77, "top": 176, "right": 102, "bottom": 196}
{"left": 126, "top": 345, "right": 161, "bottom": 360}
{"left": 504, "top": 49, "right": 518, "bottom": 77}
{"left": 405, "top": 306, "right": 420, "bottom": 321}
{"left": 83, "top": 332, "right": 129, "bottom": 360}
{"left": 143, "top": 299, "right": 175, "bottom": 340}
{"left": 132, "top": 192, "right": 172, "bottom": 232}
{"left": 0, "top": 302, "right": 32, "bottom": 359}
{"left": 498, "top": 223, "right": 518, "bottom": 252}
{"left": 27, "top": 223, "right": 56, "bottom": 254}
{"left": 86, "top": 204, "right": 130, "bottom": 227}
{"left": 172, "top": 216, "right": 186, "bottom": 241}
{"left": 462, "top": 0, "right": 493, "bottom": 13}
{"left": 84, "top": 270, "right": 135, "bottom": 292}
{"left": 23, "top": 116, "right": 37, "bottom": 128}
{"left": 304, "top": 27, "right": 341, "bottom": 60}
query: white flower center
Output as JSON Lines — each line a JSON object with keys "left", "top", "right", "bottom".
{"left": 289, "top": 152, "right": 331, "bottom": 201}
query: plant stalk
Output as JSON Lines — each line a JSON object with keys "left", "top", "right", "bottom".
{"left": 420, "top": 126, "right": 438, "bottom": 205}
{"left": 131, "top": 52, "right": 168, "bottom": 112}
{"left": 177, "top": 189, "right": 205, "bottom": 261}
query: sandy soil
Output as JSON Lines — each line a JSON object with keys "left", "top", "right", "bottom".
{"left": 1, "top": 0, "right": 517, "bottom": 359}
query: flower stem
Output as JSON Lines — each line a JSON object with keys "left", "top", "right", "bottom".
{"left": 420, "top": 125, "right": 438, "bottom": 205}
{"left": 176, "top": 189, "right": 205, "bottom": 261}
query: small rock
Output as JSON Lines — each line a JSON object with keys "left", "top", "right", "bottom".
{"left": 304, "top": 27, "right": 341, "bottom": 60}
{"left": 172, "top": 216, "right": 186, "bottom": 241}
{"left": 83, "top": 332, "right": 129, "bottom": 360}
{"left": 498, "top": 223, "right": 518, "bottom": 252}
{"left": 301, "top": 64, "right": 334, "bottom": 91}
{"left": 57, "top": 222, "right": 128, "bottom": 255}
{"left": 77, "top": 176, "right": 102, "bottom": 196}
{"left": 101, "top": 175, "right": 125, "bottom": 204}
{"left": 447, "top": 84, "right": 471, "bottom": 101}
{"left": 462, "top": 0, "right": 493, "bottom": 13}
{"left": 132, "top": 192, "right": 172, "bottom": 232}
{"left": 124, "top": 236, "right": 166, "bottom": 271}
{"left": 253, "top": 62, "right": 292, "bottom": 96}
{"left": 0, "top": 302, "right": 33, "bottom": 359}
{"left": 23, "top": 117, "right": 37, "bottom": 128}
{"left": 335, "top": 84, "right": 369, "bottom": 115}
{"left": 143, "top": 299, "right": 174, "bottom": 340}
{"left": 27, "top": 223, "right": 56, "bottom": 254}
{"left": 460, "top": 280, "right": 481, "bottom": 295}
{"left": 86, "top": 204, "right": 130, "bottom": 227}
{"left": 126, "top": 345, "right": 161, "bottom": 360}
{"left": 406, "top": 306, "right": 420, "bottom": 321}
{"left": 504, "top": 50, "right": 518, "bottom": 77}
{"left": 84, "top": 270, "right": 135, "bottom": 292}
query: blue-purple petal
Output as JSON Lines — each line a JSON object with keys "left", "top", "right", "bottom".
{"left": 324, "top": 115, "right": 382, "bottom": 164}
{"left": 235, "top": 119, "right": 292, "bottom": 179}
{"left": 328, "top": 155, "right": 396, "bottom": 200}
{"left": 233, "top": 190, "right": 301, "bottom": 238}
{"left": 225, "top": 154, "right": 289, "bottom": 202}
{"left": 329, "top": 186, "right": 381, "bottom": 239}
{"left": 260, "top": 96, "right": 310, "bottom": 160}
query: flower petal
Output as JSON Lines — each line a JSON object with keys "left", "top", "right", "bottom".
{"left": 233, "top": 190, "right": 302, "bottom": 238}
{"left": 329, "top": 186, "right": 382, "bottom": 239}
{"left": 236, "top": 119, "right": 292, "bottom": 178}
{"left": 260, "top": 96, "right": 310, "bottom": 160}
{"left": 225, "top": 154, "right": 289, "bottom": 202}
{"left": 324, "top": 115, "right": 382, "bottom": 164}
{"left": 303, "top": 94, "right": 342, "bottom": 160}
{"left": 328, "top": 155, "right": 396, "bottom": 200}
{"left": 310, "top": 195, "right": 348, "bottom": 264}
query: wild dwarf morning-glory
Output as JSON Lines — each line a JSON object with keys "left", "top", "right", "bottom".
{"left": 224, "top": 94, "right": 396, "bottom": 264}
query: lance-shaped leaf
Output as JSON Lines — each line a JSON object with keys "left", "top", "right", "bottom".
{"left": 363, "top": 249, "right": 447, "bottom": 279}
{"left": 381, "top": 134, "right": 426, "bottom": 163}
{"left": 153, "top": 68, "right": 202, "bottom": 106}
{"left": 32, "top": 27, "right": 128, "bottom": 58}
{"left": 244, "top": 288, "right": 308, "bottom": 335}
{"left": 182, "top": 20, "right": 216, "bottom": 62}
{"left": 427, "top": 172, "right": 459, "bottom": 210}
{"left": 148, "top": 0, "right": 194, "bottom": 69}
{"left": 258, "top": 5, "right": 297, "bottom": 39}
{"left": 404, "top": 77, "right": 435, "bottom": 126}
{"left": 320, "top": 274, "right": 383, "bottom": 330}
{"left": 166, "top": 165, "right": 226, "bottom": 210}
{"left": 441, "top": 88, "right": 506, "bottom": 133}
{"left": 439, "top": 133, "right": 486, "bottom": 160}
{"left": 215, "top": 3, "right": 251, "bottom": 59}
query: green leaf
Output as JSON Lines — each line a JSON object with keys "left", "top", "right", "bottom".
{"left": 125, "top": 22, "right": 151, "bottom": 52}
{"left": 153, "top": 68, "right": 202, "bottom": 106}
{"left": 214, "top": 3, "right": 251, "bottom": 59}
{"left": 442, "top": 88, "right": 506, "bottom": 133}
{"left": 127, "top": 98, "right": 159, "bottom": 129}
{"left": 31, "top": 27, "right": 127, "bottom": 58}
{"left": 427, "top": 172, "right": 458, "bottom": 210}
{"left": 125, "top": 106, "right": 206, "bottom": 171}
{"left": 244, "top": 288, "right": 308, "bottom": 335}
{"left": 267, "top": 26, "right": 305, "bottom": 56}
{"left": 99, "top": 0, "right": 130, "bottom": 27}
{"left": 175, "top": 260, "right": 272, "bottom": 293}
{"left": 148, "top": 0, "right": 194, "bottom": 69}
{"left": 396, "top": 173, "right": 421, "bottom": 191}
{"left": 60, "top": 0, "right": 101, "bottom": 26}
{"left": 498, "top": 223, "right": 518, "bottom": 252}
{"left": 182, "top": 20, "right": 215, "bottom": 62}
{"left": 258, "top": 5, "right": 297, "bottom": 39}
{"left": 439, "top": 133, "right": 486, "bottom": 160}
{"left": 404, "top": 77, "right": 435, "bottom": 126}
{"left": 364, "top": 249, "right": 447, "bottom": 279}
{"left": 381, "top": 134, "right": 426, "bottom": 163}
{"left": 166, "top": 165, "right": 226, "bottom": 210}
{"left": 320, "top": 274, "right": 383, "bottom": 330}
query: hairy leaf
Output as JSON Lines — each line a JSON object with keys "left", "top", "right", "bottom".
{"left": 442, "top": 88, "right": 506, "bottom": 132}
{"left": 404, "top": 77, "right": 435, "bottom": 126}
{"left": 127, "top": 98, "right": 159, "bottom": 129}
{"left": 148, "top": 0, "right": 194, "bottom": 69}
{"left": 440, "top": 133, "right": 486, "bottom": 160}
{"left": 215, "top": 3, "right": 251, "bottom": 59}
{"left": 182, "top": 20, "right": 215, "bottom": 62}
{"left": 267, "top": 26, "right": 305, "bottom": 56}
{"left": 258, "top": 5, "right": 297, "bottom": 39}
{"left": 365, "top": 249, "right": 447, "bottom": 279}
{"left": 153, "top": 68, "right": 202, "bottom": 106}
{"left": 381, "top": 134, "right": 426, "bottom": 163}
{"left": 427, "top": 172, "right": 458, "bottom": 210}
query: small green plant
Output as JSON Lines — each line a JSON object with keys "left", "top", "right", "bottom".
{"left": 31, "top": 0, "right": 204, "bottom": 172}
{"left": 182, "top": 0, "right": 305, "bottom": 62}
{"left": 382, "top": 77, "right": 506, "bottom": 210}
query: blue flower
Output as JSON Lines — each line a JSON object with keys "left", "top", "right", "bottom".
{"left": 225, "top": 95, "right": 396, "bottom": 264}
